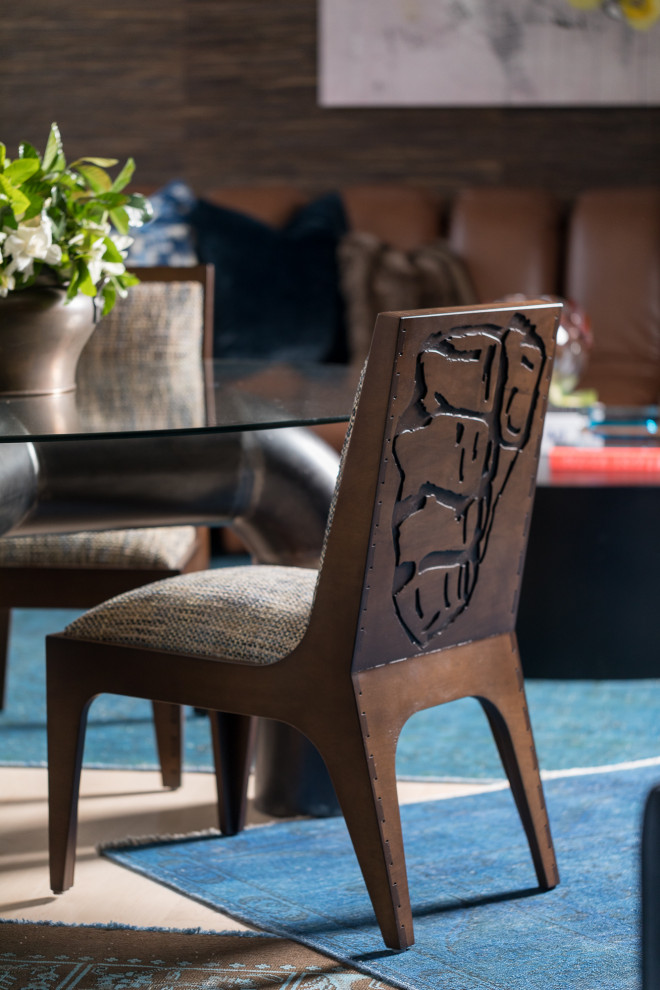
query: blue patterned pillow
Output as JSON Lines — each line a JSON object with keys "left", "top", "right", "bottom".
{"left": 189, "top": 192, "right": 349, "bottom": 362}
{"left": 127, "top": 180, "right": 198, "bottom": 267}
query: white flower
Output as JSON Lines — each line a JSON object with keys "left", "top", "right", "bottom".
{"left": 0, "top": 271, "right": 16, "bottom": 297}
{"left": 124, "top": 205, "right": 146, "bottom": 228}
{"left": 80, "top": 235, "right": 126, "bottom": 287}
{"left": 100, "top": 260, "right": 126, "bottom": 278}
{"left": 2, "top": 214, "right": 62, "bottom": 279}
{"left": 112, "top": 233, "right": 134, "bottom": 255}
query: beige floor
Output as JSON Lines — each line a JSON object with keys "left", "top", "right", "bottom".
{"left": 0, "top": 765, "right": 496, "bottom": 932}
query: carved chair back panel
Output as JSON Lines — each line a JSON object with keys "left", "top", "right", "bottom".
{"left": 351, "top": 303, "right": 559, "bottom": 672}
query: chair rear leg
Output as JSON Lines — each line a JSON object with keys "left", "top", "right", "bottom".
{"left": 152, "top": 701, "right": 184, "bottom": 789}
{"left": 478, "top": 638, "right": 559, "bottom": 891}
{"left": 314, "top": 716, "right": 414, "bottom": 951}
{"left": 47, "top": 676, "right": 93, "bottom": 894}
{"left": 0, "top": 608, "right": 11, "bottom": 711}
{"left": 209, "top": 711, "right": 255, "bottom": 835}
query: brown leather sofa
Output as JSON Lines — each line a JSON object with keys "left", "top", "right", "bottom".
{"left": 202, "top": 184, "right": 660, "bottom": 408}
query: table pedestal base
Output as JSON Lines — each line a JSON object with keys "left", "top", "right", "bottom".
{"left": 253, "top": 719, "right": 341, "bottom": 818}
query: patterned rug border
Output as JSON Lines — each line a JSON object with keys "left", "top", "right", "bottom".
{"left": 0, "top": 917, "right": 398, "bottom": 990}
{"left": 96, "top": 832, "right": 416, "bottom": 989}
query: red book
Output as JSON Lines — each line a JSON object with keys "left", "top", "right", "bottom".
{"left": 549, "top": 445, "right": 660, "bottom": 473}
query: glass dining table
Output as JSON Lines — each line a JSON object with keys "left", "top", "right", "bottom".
{"left": 0, "top": 358, "right": 360, "bottom": 550}
{"left": 0, "top": 357, "right": 360, "bottom": 818}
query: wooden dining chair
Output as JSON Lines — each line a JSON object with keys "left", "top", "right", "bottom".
{"left": 0, "top": 265, "right": 214, "bottom": 787}
{"left": 46, "top": 300, "right": 561, "bottom": 950}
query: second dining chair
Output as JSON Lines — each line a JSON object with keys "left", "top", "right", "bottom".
{"left": 46, "top": 300, "right": 561, "bottom": 950}
{"left": 0, "top": 265, "right": 214, "bottom": 787}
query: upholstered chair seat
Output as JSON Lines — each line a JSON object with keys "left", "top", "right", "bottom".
{"left": 0, "top": 527, "right": 199, "bottom": 571}
{"left": 63, "top": 565, "right": 317, "bottom": 664}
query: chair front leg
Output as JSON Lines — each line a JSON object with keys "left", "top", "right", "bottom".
{"left": 312, "top": 712, "right": 414, "bottom": 951}
{"left": 46, "top": 669, "right": 93, "bottom": 894}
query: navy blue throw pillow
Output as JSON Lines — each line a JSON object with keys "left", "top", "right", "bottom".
{"left": 189, "top": 193, "right": 348, "bottom": 362}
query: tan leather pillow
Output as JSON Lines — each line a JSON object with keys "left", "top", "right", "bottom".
{"left": 338, "top": 231, "right": 477, "bottom": 365}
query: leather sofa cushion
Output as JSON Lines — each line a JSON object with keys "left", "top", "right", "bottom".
{"left": 566, "top": 188, "right": 660, "bottom": 405}
{"left": 447, "top": 188, "right": 561, "bottom": 303}
{"left": 341, "top": 184, "right": 443, "bottom": 250}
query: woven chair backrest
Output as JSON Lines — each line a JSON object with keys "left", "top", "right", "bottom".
{"left": 77, "top": 270, "right": 209, "bottom": 430}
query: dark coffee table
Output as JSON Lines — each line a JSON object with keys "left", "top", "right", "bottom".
{"left": 518, "top": 408, "right": 660, "bottom": 679}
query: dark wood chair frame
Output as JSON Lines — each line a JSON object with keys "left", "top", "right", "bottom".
{"left": 0, "top": 265, "right": 215, "bottom": 786}
{"left": 46, "top": 301, "right": 561, "bottom": 950}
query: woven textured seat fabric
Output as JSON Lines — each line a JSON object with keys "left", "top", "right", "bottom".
{"left": 63, "top": 565, "right": 318, "bottom": 664}
{"left": 0, "top": 527, "right": 199, "bottom": 570}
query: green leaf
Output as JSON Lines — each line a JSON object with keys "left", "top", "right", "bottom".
{"left": 5, "top": 158, "right": 40, "bottom": 186}
{"left": 93, "top": 191, "right": 128, "bottom": 210}
{"left": 101, "top": 280, "right": 117, "bottom": 316}
{"left": 109, "top": 206, "right": 129, "bottom": 235}
{"left": 42, "top": 123, "right": 64, "bottom": 171}
{"left": 77, "top": 164, "right": 112, "bottom": 193}
{"left": 66, "top": 266, "right": 82, "bottom": 299}
{"left": 72, "top": 156, "right": 119, "bottom": 168}
{"left": 102, "top": 236, "right": 124, "bottom": 263}
{"left": 0, "top": 143, "right": 5, "bottom": 169}
{"left": 18, "top": 141, "right": 39, "bottom": 160}
{"left": 77, "top": 265, "right": 98, "bottom": 297}
{"left": 0, "top": 175, "right": 30, "bottom": 216}
{"left": 0, "top": 205, "right": 16, "bottom": 231}
{"left": 110, "top": 157, "right": 135, "bottom": 193}
{"left": 22, "top": 190, "right": 46, "bottom": 221}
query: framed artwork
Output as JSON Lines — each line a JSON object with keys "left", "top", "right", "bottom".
{"left": 318, "top": 0, "right": 660, "bottom": 107}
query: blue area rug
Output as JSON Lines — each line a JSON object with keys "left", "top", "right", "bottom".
{"left": 103, "top": 764, "right": 657, "bottom": 990}
{"left": 2, "top": 606, "right": 660, "bottom": 779}
{"left": 0, "top": 608, "right": 214, "bottom": 771}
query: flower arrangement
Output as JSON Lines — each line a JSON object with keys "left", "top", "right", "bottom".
{"left": 0, "top": 123, "right": 152, "bottom": 315}
{"left": 565, "top": 0, "right": 660, "bottom": 30}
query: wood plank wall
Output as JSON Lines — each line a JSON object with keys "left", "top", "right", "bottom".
{"left": 2, "top": 0, "right": 658, "bottom": 201}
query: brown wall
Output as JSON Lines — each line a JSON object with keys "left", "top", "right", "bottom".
{"left": 2, "top": 0, "right": 658, "bottom": 200}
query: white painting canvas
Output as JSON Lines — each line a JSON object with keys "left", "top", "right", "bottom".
{"left": 319, "top": 0, "right": 660, "bottom": 106}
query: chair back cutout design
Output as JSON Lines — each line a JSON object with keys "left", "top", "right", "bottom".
{"left": 311, "top": 301, "right": 560, "bottom": 673}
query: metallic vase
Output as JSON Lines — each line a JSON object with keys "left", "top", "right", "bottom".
{"left": 0, "top": 286, "right": 96, "bottom": 396}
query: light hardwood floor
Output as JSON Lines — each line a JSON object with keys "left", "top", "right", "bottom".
{"left": 0, "top": 765, "right": 493, "bottom": 932}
